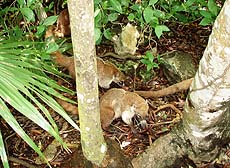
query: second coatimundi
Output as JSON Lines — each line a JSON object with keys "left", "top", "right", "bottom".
{"left": 51, "top": 51, "right": 125, "bottom": 88}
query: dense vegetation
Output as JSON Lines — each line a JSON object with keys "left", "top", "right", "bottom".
{"left": 0, "top": 0, "right": 222, "bottom": 167}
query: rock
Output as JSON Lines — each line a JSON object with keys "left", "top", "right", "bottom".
{"left": 113, "top": 23, "right": 139, "bottom": 56}
{"left": 160, "top": 51, "right": 197, "bottom": 84}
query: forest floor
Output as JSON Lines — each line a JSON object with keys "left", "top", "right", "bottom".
{"left": 1, "top": 21, "right": 229, "bottom": 168}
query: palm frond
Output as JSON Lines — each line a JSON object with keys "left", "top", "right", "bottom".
{"left": 0, "top": 98, "right": 51, "bottom": 167}
{"left": 0, "top": 38, "right": 79, "bottom": 166}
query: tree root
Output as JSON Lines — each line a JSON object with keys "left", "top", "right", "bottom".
{"left": 135, "top": 78, "right": 193, "bottom": 98}
{"left": 131, "top": 131, "right": 189, "bottom": 168}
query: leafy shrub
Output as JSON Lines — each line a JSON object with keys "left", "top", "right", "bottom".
{"left": 94, "top": 0, "right": 221, "bottom": 43}
{"left": 94, "top": 0, "right": 170, "bottom": 43}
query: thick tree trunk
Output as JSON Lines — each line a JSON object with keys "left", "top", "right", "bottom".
{"left": 132, "top": 0, "right": 230, "bottom": 167}
{"left": 67, "top": 0, "right": 106, "bottom": 166}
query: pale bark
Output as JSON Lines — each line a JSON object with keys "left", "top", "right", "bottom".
{"left": 67, "top": 0, "right": 106, "bottom": 166}
{"left": 132, "top": 0, "right": 230, "bottom": 167}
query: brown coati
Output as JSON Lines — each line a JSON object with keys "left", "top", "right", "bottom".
{"left": 50, "top": 51, "right": 125, "bottom": 88}
{"left": 100, "top": 88, "right": 149, "bottom": 130}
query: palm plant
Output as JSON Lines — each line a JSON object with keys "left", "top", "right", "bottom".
{"left": 0, "top": 37, "right": 79, "bottom": 168}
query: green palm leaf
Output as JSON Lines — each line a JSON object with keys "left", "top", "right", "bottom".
{"left": 0, "top": 98, "right": 51, "bottom": 167}
{"left": 0, "top": 38, "right": 79, "bottom": 167}
{"left": 0, "top": 130, "right": 9, "bottom": 168}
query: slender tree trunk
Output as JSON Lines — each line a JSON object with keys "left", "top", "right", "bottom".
{"left": 132, "top": 0, "right": 230, "bottom": 167}
{"left": 67, "top": 0, "right": 106, "bottom": 166}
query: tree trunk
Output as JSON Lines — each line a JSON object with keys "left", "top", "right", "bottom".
{"left": 67, "top": 0, "right": 106, "bottom": 166}
{"left": 132, "top": 0, "right": 230, "bottom": 167}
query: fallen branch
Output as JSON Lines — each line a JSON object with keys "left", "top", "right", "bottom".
{"left": 135, "top": 78, "right": 193, "bottom": 98}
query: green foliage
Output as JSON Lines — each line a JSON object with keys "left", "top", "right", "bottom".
{"left": 140, "top": 51, "right": 161, "bottom": 82}
{"left": 158, "top": 0, "right": 221, "bottom": 24}
{"left": 94, "top": 0, "right": 170, "bottom": 41}
{"left": 94, "top": 0, "right": 221, "bottom": 43}
{"left": 130, "top": 1, "right": 170, "bottom": 36}
{"left": 141, "top": 51, "right": 161, "bottom": 71}
{"left": 0, "top": 2, "right": 76, "bottom": 166}
{"left": 94, "top": 0, "right": 125, "bottom": 43}
{"left": 20, "top": 7, "right": 35, "bottom": 22}
{"left": 0, "top": 37, "right": 79, "bottom": 168}
{"left": 199, "top": 0, "right": 220, "bottom": 25}
{"left": 0, "top": 0, "right": 222, "bottom": 45}
{"left": 36, "top": 15, "right": 58, "bottom": 37}
{"left": 155, "top": 25, "right": 170, "bottom": 38}
{"left": 0, "top": 0, "right": 57, "bottom": 40}
{"left": 16, "top": 0, "right": 36, "bottom": 23}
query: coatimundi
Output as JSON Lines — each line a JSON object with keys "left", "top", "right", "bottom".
{"left": 50, "top": 51, "right": 125, "bottom": 88}
{"left": 100, "top": 88, "right": 149, "bottom": 130}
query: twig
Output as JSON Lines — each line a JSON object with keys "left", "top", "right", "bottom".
{"left": 8, "top": 156, "right": 38, "bottom": 168}
{"left": 99, "top": 52, "right": 142, "bottom": 60}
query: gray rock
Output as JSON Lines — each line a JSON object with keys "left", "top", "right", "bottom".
{"left": 160, "top": 51, "right": 197, "bottom": 84}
